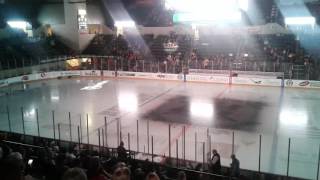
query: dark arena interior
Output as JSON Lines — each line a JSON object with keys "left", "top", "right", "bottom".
{"left": 0, "top": 0, "right": 320, "bottom": 180}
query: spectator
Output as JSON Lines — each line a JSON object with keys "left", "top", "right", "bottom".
{"left": 2, "top": 152, "right": 24, "bottom": 180}
{"left": 117, "top": 141, "right": 127, "bottom": 162}
{"left": 146, "top": 172, "right": 160, "bottom": 180}
{"left": 230, "top": 154, "right": 240, "bottom": 177}
{"left": 177, "top": 171, "right": 187, "bottom": 180}
{"left": 112, "top": 163, "right": 130, "bottom": 180}
{"left": 87, "top": 156, "right": 110, "bottom": 180}
{"left": 133, "top": 167, "right": 145, "bottom": 180}
{"left": 62, "top": 168, "right": 88, "bottom": 180}
{"left": 203, "top": 58, "right": 209, "bottom": 69}
{"left": 209, "top": 149, "right": 221, "bottom": 174}
{"left": 0, "top": 146, "right": 3, "bottom": 160}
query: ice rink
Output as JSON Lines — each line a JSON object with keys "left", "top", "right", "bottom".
{"left": 0, "top": 77, "right": 319, "bottom": 179}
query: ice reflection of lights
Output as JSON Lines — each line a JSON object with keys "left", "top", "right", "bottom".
{"left": 24, "top": 108, "right": 35, "bottom": 117}
{"left": 81, "top": 81, "right": 108, "bottom": 91}
{"left": 118, "top": 93, "right": 138, "bottom": 112}
{"left": 279, "top": 109, "right": 308, "bottom": 127}
{"left": 87, "top": 114, "right": 93, "bottom": 126}
{"left": 50, "top": 89, "right": 60, "bottom": 102}
{"left": 190, "top": 101, "right": 213, "bottom": 119}
{"left": 51, "top": 96, "right": 59, "bottom": 101}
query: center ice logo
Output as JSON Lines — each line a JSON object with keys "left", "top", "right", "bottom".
{"left": 80, "top": 81, "right": 109, "bottom": 90}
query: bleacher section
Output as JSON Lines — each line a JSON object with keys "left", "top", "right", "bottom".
{"left": 0, "top": 131, "right": 307, "bottom": 180}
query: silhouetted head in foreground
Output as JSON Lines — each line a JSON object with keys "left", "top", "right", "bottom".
{"left": 62, "top": 168, "right": 87, "bottom": 180}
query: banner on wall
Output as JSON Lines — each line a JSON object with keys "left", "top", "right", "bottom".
{"left": 163, "top": 42, "right": 179, "bottom": 52}
{"left": 78, "top": 9, "right": 88, "bottom": 34}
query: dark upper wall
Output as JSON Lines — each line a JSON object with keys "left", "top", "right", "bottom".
{"left": 38, "top": 3, "right": 65, "bottom": 25}
{"left": 87, "top": 0, "right": 113, "bottom": 26}
{"left": 0, "top": 0, "right": 64, "bottom": 27}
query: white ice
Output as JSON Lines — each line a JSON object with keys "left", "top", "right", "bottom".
{"left": 0, "top": 78, "right": 319, "bottom": 179}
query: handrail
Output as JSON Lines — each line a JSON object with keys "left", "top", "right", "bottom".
{"left": 2, "top": 140, "right": 44, "bottom": 149}
{"left": 165, "top": 165, "right": 236, "bottom": 179}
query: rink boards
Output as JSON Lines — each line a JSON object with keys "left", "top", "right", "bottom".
{"left": 0, "top": 70, "right": 319, "bottom": 89}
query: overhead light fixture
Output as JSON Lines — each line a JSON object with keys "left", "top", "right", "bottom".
{"left": 114, "top": 21, "right": 136, "bottom": 28}
{"left": 285, "top": 17, "right": 315, "bottom": 26}
{"left": 7, "top": 21, "right": 30, "bottom": 31}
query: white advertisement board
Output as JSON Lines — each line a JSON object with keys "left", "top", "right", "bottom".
{"left": 102, "top": 71, "right": 116, "bottom": 77}
{"left": 117, "top": 71, "right": 182, "bottom": 81}
{"left": 2, "top": 70, "right": 320, "bottom": 90}
{"left": 58, "top": 71, "right": 81, "bottom": 77}
{"left": 186, "top": 74, "right": 229, "bottom": 84}
{"left": 284, "top": 79, "right": 320, "bottom": 88}
{"left": 80, "top": 70, "right": 101, "bottom": 77}
{"left": 233, "top": 77, "right": 282, "bottom": 87}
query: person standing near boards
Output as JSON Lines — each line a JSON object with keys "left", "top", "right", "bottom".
{"left": 209, "top": 149, "right": 221, "bottom": 174}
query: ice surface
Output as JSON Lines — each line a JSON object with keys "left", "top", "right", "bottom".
{"left": 0, "top": 78, "right": 319, "bottom": 179}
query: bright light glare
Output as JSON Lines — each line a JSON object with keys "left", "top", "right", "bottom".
{"left": 238, "top": 0, "right": 248, "bottom": 11}
{"left": 285, "top": 17, "right": 315, "bottom": 25}
{"left": 24, "top": 108, "right": 35, "bottom": 117}
{"left": 190, "top": 102, "right": 213, "bottom": 119}
{"left": 78, "top": 9, "right": 87, "bottom": 15}
{"left": 166, "top": 0, "right": 247, "bottom": 12}
{"left": 118, "top": 93, "right": 138, "bottom": 112}
{"left": 51, "top": 96, "right": 59, "bottom": 101}
{"left": 81, "top": 81, "right": 109, "bottom": 91}
{"left": 51, "top": 95, "right": 60, "bottom": 101}
{"left": 279, "top": 109, "right": 308, "bottom": 127}
{"left": 81, "top": 58, "right": 89, "bottom": 62}
{"left": 7, "top": 21, "right": 28, "bottom": 31}
{"left": 50, "top": 89, "right": 60, "bottom": 101}
{"left": 114, "top": 21, "right": 135, "bottom": 28}
{"left": 173, "top": 12, "right": 241, "bottom": 23}
{"left": 170, "top": 0, "right": 244, "bottom": 23}
{"left": 87, "top": 114, "right": 93, "bottom": 126}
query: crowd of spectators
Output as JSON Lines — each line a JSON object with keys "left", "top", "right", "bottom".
{"left": 0, "top": 132, "right": 244, "bottom": 180}
{"left": 80, "top": 31, "right": 320, "bottom": 80}
{"left": 1, "top": 21, "right": 320, "bottom": 80}
{"left": 83, "top": 33, "right": 191, "bottom": 73}
{"left": 0, "top": 138, "right": 176, "bottom": 180}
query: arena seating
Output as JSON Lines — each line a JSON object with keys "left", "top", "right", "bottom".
{"left": 1, "top": 25, "right": 320, "bottom": 80}
{"left": 0, "top": 131, "right": 307, "bottom": 180}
